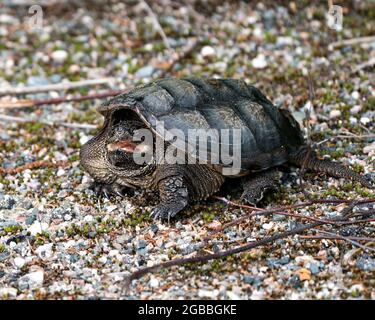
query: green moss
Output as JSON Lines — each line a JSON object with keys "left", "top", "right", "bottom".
{"left": 321, "top": 187, "right": 346, "bottom": 198}
{"left": 264, "top": 32, "right": 277, "bottom": 44}
{"left": 69, "top": 154, "right": 80, "bottom": 162}
{"left": 363, "top": 96, "right": 375, "bottom": 112}
{"left": 0, "top": 243, "right": 6, "bottom": 253}
{"left": 351, "top": 163, "right": 364, "bottom": 174}
{"left": 123, "top": 209, "right": 152, "bottom": 227}
{"left": 2, "top": 224, "right": 23, "bottom": 234}
{"left": 202, "top": 211, "right": 215, "bottom": 222}
{"left": 34, "top": 231, "right": 50, "bottom": 245}
{"left": 321, "top": 148, "right": 345, "bottom": 160}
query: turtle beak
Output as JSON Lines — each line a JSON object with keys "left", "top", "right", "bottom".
{"left": 107, "top": 140, "right": 152, "bottom": 154}
{"left": 107, "top": 140, "right": 137, "bottom": 153}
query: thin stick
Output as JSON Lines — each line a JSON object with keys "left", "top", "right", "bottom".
{"left": 0, "top": 89, "right": 127, "bottom": 109}
{"left": 0, "top": 78, "right": 116, "bottom": 96}
{"left": 314, "top": 229, "right": 375, "bottom": 252}
{"left": 0, "top": 114, "right": 28, "bottom": 122}
{"left": 212, "top": 197, "right": 375, "bottom": 233}
{"left": 300, "top": 235, "right": 375, "bottom": 242}
{"left": 0, "top": 160, "right": 69, "bottom": 175}
{"left": 140, "top": 0, "right": 172, "bottom": 50}
{"left": 328, "top": 36, "right": 375, "bottom": 50}
{"left": 351, "top": 57, "right": 375, "bottom": 75}
{"left": 159, "top": 37, "right": 201, "bottom": 77}
{"left": 334, "top": 134, "right": 375, "bottom": 140}
{"left": 0, "top": 114, "right": 98, "bottom": 129}
{"left": 298, "top": 72, "right": 315, "bottom": 199}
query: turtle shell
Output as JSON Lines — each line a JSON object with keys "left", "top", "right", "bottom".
{"left": 98, "top": 77, "right": 305, "bottom": 175}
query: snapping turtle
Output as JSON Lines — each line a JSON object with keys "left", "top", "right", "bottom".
{"left": 80, "top": 77, "right": 373, "bottom": 220}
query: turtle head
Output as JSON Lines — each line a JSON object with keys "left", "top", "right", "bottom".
{"left": 106, "top": 110, "right": 154, "bottom": 173}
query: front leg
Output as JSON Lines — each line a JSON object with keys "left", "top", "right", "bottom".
{"left": 90, "top": 181, "right": 132, "bottom": 199}
{"left": 150, "top": 168, "right": 189, "bottom": 222}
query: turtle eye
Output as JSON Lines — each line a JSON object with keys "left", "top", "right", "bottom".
{"left": 116, "top": 126, "right": 126, "bottom": 136}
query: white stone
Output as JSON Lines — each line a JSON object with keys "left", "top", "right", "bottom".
{"left": 51, "top": 50, "right": 68, "bottom": 63}
{"left": 35, "top": 243, "right": 53, "bottom": 260}
{"left": 329, "top": 109, "right": 341, "bottom": 119}
{"left": 64, "top": 240, "right": 76, "bottom": 249}
{"left": 84, "top": 215, "right": 94, "bottom": 222}
{"left": 198, "top": 289, "right": 218, "bottom": 299}
{"left": 350, "top": 105, "right": 362, "bottom": 114}
{"left": 351, "top": 91, "right": 360, "bottom": 100}
{"left": 0, "top": 14, "right": 19, "bottom": 24}
{"left": 109, "top": 250, "right": 119, "bottom": 257}
{"left": 200, "top": 45, "right": 215, "bottom": 57}
{"left": 149, "top": 277, "right": 159, "bottom": 288}
{"left": 14, "top": 257, "right": 26, "bottom": 269}
{"left": 135, "top": 65, "right": 155, "bottom": 78}
{"left": 262, "top": 222, "right": 274, "bottom": 230}
{"left": 0, "top": 27, "right": 8, "bottom": 37}
{"left": 349, "top": 116, "right": 358, "bottom": 124}
{"left": 98, "top": 256, "right": 107, "bottom": 264}
{"left": 276, "top": 36, "right": 294, "bottom": 46}
{"left": 27, "top": 221, "right": 48, "bottom": 236}
{"left": 68, "top": 64, "right": 80, "bottom": 73}
{"left": 227, "top": 290, "right": 240, "bottom": 300}
{"left": 18, "top": 271, "right": 44, "bottom": 290}
{"left": 251, "top": 54, "right": 267, "bottom": 69}
{"left": 250, "top": 290, "right": 265, "bottom": 300}
{"left": 56, "top": 169, "right": 65, "bottom": 177}
{"left": 360, "top": 117, "right": 370, "bottom": 125}
{"left": 253, "top": 27, "right": 263, "bottom": 38}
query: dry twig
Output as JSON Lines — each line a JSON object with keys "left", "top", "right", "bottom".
{"left": 0, "top": 78, "right": 116, "bottom": 96}
{"left": 0, "top": 160, "right": 69, "bottom": 175}
{"left": 0, "top": 89, "right": 127, "bottom": 109}
{"left": 123, "top": 197, "right": 375, "bottom": 292}
{"left": 140, "top": 0, "right": 172, "bottom": 50}
{"left": 0, "top": 114, "right": 98, "bottom": 129}
{"left": 328, "top": 36, "right": 375, "bottom": 50}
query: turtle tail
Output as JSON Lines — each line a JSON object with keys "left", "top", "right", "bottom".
{"left": 289, "top": 147, "right": 374, "bottom": 189}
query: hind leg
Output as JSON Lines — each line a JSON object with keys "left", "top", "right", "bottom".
{"left": 241, "top": 169, "right": 281, "bottom": 205}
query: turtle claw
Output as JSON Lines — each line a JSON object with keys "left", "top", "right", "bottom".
{"left": 90, "top": 182, "right": 129, "bottom": 199}
{"left": 150, "top": 204, "right": 179, "bottom": 222}
{"left": 240, "top": 190, "right": 264, "bottom": 206}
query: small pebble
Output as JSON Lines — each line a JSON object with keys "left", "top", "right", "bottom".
{"left": 18, "top": 270, "right": 44, "bottom": 290}
{"left": 51, "top": 50, "right": 68, "bottom": 63}
{"left": 329, "top": 109, "right": 341, "bottom": 119}
{"left": 14, "top": 257, "right": 26, "bottom": 269}
{"left": 350, "top": 105, "right": 362, "bottom": 114}
{"left": 149, "top": 278, "right": 159, "bottom": 288}
{"left": 351, "top": 91, "right": 360, "bottom": 100}
{"left": 251, "top": 54, "right": 267, "bottom": 69}
{"left": 200, "top": 45, "right": 215, "bottom": 57}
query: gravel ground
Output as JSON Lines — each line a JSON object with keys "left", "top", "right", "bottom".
{"left": 0, "top": 1, "right": 374, "bottom": 300}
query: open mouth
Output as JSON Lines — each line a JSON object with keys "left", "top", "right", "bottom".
{"left": 107, "top": 140, "right": 137, "bottom": 153}
{"left": 107, "top": 140, "right": 152, "bottom": 154}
